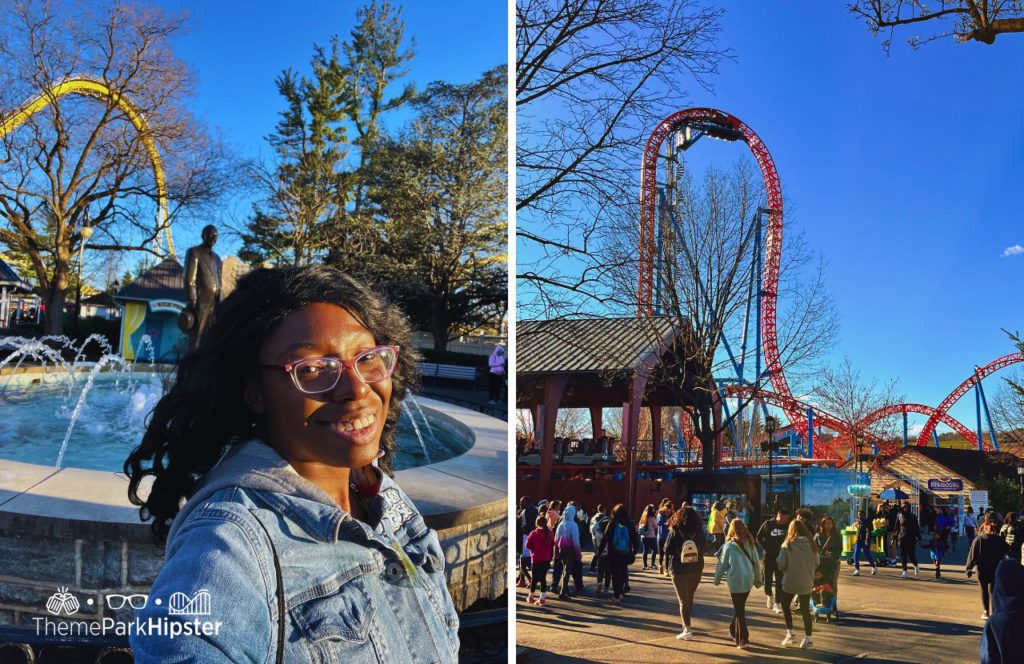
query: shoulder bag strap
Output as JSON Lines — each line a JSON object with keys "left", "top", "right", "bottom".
{"left": 252, "top": 513, "right": 285, "bottom": 664}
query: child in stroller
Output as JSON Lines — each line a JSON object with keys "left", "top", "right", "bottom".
{"left": 810, "top": 557, "right": 839, "bottom": 623}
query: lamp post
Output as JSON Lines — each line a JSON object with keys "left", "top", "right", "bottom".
{"left": 73, "top": 224, "right": 94, "bottom": 336}
{"left": 762, "top": 415, "right": 779, "bottom": 514}
{"left": 855, "top": 432, "right": 866, "bottom": 510}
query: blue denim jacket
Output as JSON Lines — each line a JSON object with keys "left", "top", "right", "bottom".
{"left": 129, "top": 438, "right": 460, "bottom": 663}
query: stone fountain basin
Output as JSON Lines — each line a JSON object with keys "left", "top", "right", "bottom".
{"left": 0, "top": 391, "right": 506, "bottom": 621}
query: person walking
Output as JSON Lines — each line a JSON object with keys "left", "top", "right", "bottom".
{"left": 553, "top": 505, "right": 584, "bottom": 599}
{"left": 981, "top": 559, "right": 1024, "bottom": 664}
{"left": 852, "top": 510, "right": 878, "bottom": 576}
{"left": 965, "top": 506, "right": 978, "bottom": 546}
{"left": 525, "top": 516, "right": 555, "bottom": 606}
{"left": 709, "top": 500, "right": 727, "bottom": 554}
{"left": 814, "top": 515, "right": 843, "bottom": 588}
{"left": 925, "top": 525, "right": 948, "bottom": 578}
{"left": 546, "top": 500, "right": 562, "bottom": 530}
{"left": 486, "top": 345, "right": 505, "bottom": 404}
{"left": 967, "top": 515, "right": 1010, "bottom": 620}
{"left": 998, "top": 513, "right": 1022, "bottom": 563}
{"left": 596, "top": 504, "right": 638, "bottom": 605}
{"left": 590, "top": 506, "right": 611, "bottom": 593}
{"left": 757, "top": 507, "right": 791, "bottom": 614}
{"left": 638, "top": 503, "right": 659, "bottom": 570}
{"left": 950, "top": 508, "right": 961, "bottom": 551}
{"left": 777, "top": 520, "right": 820, "bottom": 649}
{"left": 664, "top": 505, "right": 707, "bottom": 641}
{"left": 895, "top": 503, "right": 921, "bottom": 577}
{"left": 656, "top": 500, "right": 675, "bottom": 576}
{"left": 713, "top": 520, "right": 762, "bottom": 650}
{"left": 517, "top": 496, "right": 539, "bottom": 588}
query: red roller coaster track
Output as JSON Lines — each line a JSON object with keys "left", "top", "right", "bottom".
{"left": 639, "top": 107, "right": 993, "bottom": 462}
{"left": 638, "top": 109, "right": 799, "bottom": 427}
{"left": 916, "top": 353, "right": 1023, "bottom": 447}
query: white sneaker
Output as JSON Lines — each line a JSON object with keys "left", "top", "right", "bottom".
{"left": 766, "top": 595, "right": 774, "bottom": 610}
{"left": 982, "top": 613, "right": 989, "bottom": 620}
{"left": 852, "top": 569, "right": 860, "bottom": 576}
{"left": 900, "top": 571, "right": 908, "bottom": 578}
{"left": 773, "top": 603, "right": 782, "bottom": 614}
{"left": 871, "top": 568, "right": 878, "bottom": 575}
{"left": 800, "top": 636, "right": 813, "bottom": 649}
{"left": 676, "top": 628, "right": 693, "bottom": 640}
{"left": 781, "top": 632, "right": 795, "bottom": 646}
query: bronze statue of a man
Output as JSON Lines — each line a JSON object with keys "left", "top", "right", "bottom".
{"left": 181, "top": 224, "right": 222, "bottom": 350}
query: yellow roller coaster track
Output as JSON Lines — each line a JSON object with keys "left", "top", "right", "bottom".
{"left": 0, "top": 76, "right": 175, "bottom": 256}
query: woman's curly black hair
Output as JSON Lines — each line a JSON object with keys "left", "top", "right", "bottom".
{"left": 124, "top": 265, "right": 420, "bottom": 545}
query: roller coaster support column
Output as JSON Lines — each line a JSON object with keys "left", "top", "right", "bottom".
{"left": 933, "top": 430, "right": 941, "bottom": 448}
{"left": 903, "top": 411, "right": 909, "bottom": 447}
{"left": 974, "top": 374, "right": 1000, "bottom": 452}
{"left": 807, "top": 408, "right": 814, "bottom": 458}
{"left": 976, "top": 379, "right": 984, "bottom": 452}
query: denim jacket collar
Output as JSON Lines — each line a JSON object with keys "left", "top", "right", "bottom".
{"left": 167, "top": 438, "right": 408, "bottom": 548}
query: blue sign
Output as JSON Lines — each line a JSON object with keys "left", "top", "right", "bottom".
{"left": 928, "top": 478, "right": 964, "bottom": 492}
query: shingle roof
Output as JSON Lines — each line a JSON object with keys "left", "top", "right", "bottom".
{"left": 114, "top": 257, "right": 184, "bottom": 302}
{"left": 883, "top": 446, "right": 1021, "bottom": 487}
{"left": 517, "top": 316, "right": 684, "bottom": 375}
{"left": 0, "top": 257, "right": 31, "bottom": 291}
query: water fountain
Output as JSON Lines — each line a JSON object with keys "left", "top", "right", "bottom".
{"left": 0, "top": 334, "right": 506, "bottom": 620}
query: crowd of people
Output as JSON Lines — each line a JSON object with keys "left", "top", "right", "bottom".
{"left": 516, "top": 494, "right": 1024, "bottom": 657}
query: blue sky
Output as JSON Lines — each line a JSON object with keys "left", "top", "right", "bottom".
{"left": 684, "top": 3, "right": 1023, "bottom": 433}
{"left": 145, "top": 0, "right": 506, "bottom": 255}
{"left": 517, "top": 2, "right": 1022, "bottom": 438}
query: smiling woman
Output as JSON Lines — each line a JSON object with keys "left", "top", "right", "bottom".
{"left": 122, "top": 265, "right": 459, "bottom": 663}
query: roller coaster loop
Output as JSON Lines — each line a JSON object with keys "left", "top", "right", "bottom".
{"left": 0, "top": 77, "right": 175, "bottom": 256}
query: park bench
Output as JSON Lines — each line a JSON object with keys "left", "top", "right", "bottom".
{"left": 418, "top": 362, "right": 478, "bottom": 385}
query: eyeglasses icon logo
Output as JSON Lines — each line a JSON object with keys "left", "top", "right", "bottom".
{"left": 168, "top": 589, "right": 212, "bottom": 616}
{"left": 46, "top": 587, "right": 80, "bottom": 616}
{"left": 105, "top": 593, "right": 148, "bottom": 610}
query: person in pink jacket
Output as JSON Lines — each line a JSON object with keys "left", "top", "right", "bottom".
{"left": 525, "top": 516, "right": 555, "bottom": 606}
{"left": 487, "top": 345, "right": 506, "bottom": 403}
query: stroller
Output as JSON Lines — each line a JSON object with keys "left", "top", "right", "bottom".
{"left": 810, "top": 557, "right": 839, "bottom": 623}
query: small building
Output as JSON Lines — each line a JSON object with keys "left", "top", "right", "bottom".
{"left": 80, "top": 291, "right": 121, "bottom": 320}
{"left": 0, "top": 256, "right": 38, "bottom": 329}
{"left": 869, "top": 446, "right": 1022, "bottom": 513}
{"left": 112, "top": 257, "right": 188, "bottom": 362}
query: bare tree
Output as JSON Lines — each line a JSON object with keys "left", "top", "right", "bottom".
{"left": 849, "top": 1, "right": 1024, "bottom": 49}
{"left": 601, "top": 160, "right": 838, "bottom": 472}
{"left": 0, "top": 0, "right": 233, "bottom": 333}
{"left": 516, "top": 0, "right": 727, "bottom": 317}
{"left": 990, "top": 370, "right": 1024, "bottom": 454}
{"left": 810, "top": 356, "right": 904, "bottom": 461}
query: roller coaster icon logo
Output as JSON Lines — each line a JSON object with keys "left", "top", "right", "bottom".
{"left": 167, "top": 589, "right": 212, "bottom": 616}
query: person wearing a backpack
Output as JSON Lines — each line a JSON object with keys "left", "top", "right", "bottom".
{"left": 713, "top": 519, "right": 762, "bottom": 650}
{"left": 596, "top": 503, "right": 638, "bottom": 604}
{"left": 756, "top": 506, "right": 791, "bottom": 614}
{"left": 554, "top": 505, "right": 584, "bottom": 600}
{"left": 525, "top": 516, "right": 555, "bottom": 606}
{"left": 999, "top": 513, "right": 1022, "bottom": 563}
{"left": 895, "top": 503, "right": 921, "bottom": 578}
{"left": 777, "top": 519, "right": 820, "bottom": 649}
{"left": 590, "top": 505, "right": 611, "bottom": 593}
{"left": 708, "top": 500, "right": 727, "bottom": 555}
{"left": 663, "top": 505, "right": 707, "bottom": 640}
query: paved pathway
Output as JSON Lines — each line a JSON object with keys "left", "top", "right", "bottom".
{"left": 516, "top": 545, "right": 987, "bottom": 663}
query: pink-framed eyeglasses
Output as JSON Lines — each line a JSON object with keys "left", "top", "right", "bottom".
{"left": 260, "top": 345, "right": 400, "bottom": 394}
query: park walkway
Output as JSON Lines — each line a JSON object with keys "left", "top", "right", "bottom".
{"left": 517, "top": 544, "right": 986, "bottom": 663}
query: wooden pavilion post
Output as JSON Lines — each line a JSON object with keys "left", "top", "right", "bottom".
{"left": 538, "top": 376, "right": 566, "bottom": 501}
